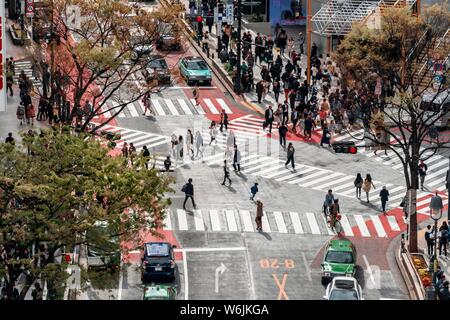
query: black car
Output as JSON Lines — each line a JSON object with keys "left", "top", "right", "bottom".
{"left": 142, "top": 55, "right": 171, "bottom": 84}
{"left": 156, "top": 23, "right": 181, "bottom": 51}
{"left": 141, "top": 242, "right": 177, "bottom": 281}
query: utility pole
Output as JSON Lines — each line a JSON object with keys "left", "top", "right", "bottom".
{"left": 234, "top": 0, "right": 241, "bottom": 94}
{"left": 306, "top": 0, "right": 311, "bottom": 85}
{"left": 408, "top": 188, "right": 418, "bottom": 253}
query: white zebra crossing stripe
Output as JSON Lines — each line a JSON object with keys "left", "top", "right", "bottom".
{"left": 110, "top": 101, "right": 126, "bottom": 118}
{"left": 256, "top": 164, "right": 286, "bottom": 176}
{"left": 151, "top": 99, "right": 166, "bottom": 115}
{"left": 289, "top": 170, "right": 330, "bottom": 185}
{"left": 204, "top": 98, "right": 219, "bottom": 114}
{"left": 322, "top": 215, "right": 335, "bottom": 235}
{"left": 306, "top": 212, "right": 321, "bottom": 235}
{"left": 370, "top": 216, "right": 387, "bottom": 237}
{"left": 210, "top": 210, "right": 221, "bottom": 231}
{"left": 332, "top": 181, "right": 356, "bottom": 192}
{"left": 314, "top": 175, "right": 354, "bottom": 190}
{"left": 163, "top": 211, "right": 172, "bottom": 230}
{"left": 244, "top": 159, "right": 281, "bottom": 174}
{"left": 261, "top": 214, "right": 271, "bottom": 232}
{"left": 301, "top": 172, "right": 344, "bottom": 188}
{"left": 387, "top": 216, "right": 400, "bottom": 231}
{"left": 177, "top": 98, "right": 193, "bottom": 115}
{"left": 340, "top": 214, "right": 354, "bottom": 236}
{"left": 274, "top": 166, "right": 317, "bottom": 182}
{"left": 274, "top": 212, "right": 288, "bottom": 233}
{"left": 217, "top": 98, "right": 233, "bottom": 114}
{"left": 226, "top": 210, "right": 238, "bottom": 232}
{"left": 190, "top": 99, "right": 206, "bottom": 114}
{"left": 127, "top": 102, "right": 140, "bottom": 117}
{"left": 164, "top": 99, "right": 180, "bottom": 115}
{"left": 177, "top": 209, "right": 188, "bottom": 231}
{"left": 240, "top": 210, "right": 254, "bottom": 232}
{"left": 194, "top": 209, "right": 205, "bottom": 231}
{"left": 354, "top": 215, "right": 370, "bottom": 237}
{"left": 289, "top": 212, "right": 304, "bottom": 234}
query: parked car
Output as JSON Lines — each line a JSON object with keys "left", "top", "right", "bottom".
{"left": 179, "top": 56, "right": 212, "bottom": 85}
{"left": 321, "top": 239, "right": 357, "bottom": 284}
{"left": 141, "top": 242, "right": 177, "bottom": 281}
{"left": 142, "top": 284, "right": 177, "bottom": 300}
{"left": 323, "top": 276, "right": 363, "bottom": 300}
{"left": 142, "top": 55, "right": 171, "bottom": 84}
{"left": 156, "top": 23, "right": 181, "bottom": 51}
{"left": 130, "top": 32, "right": 155, "bottom": 61}
{"left": 86, "top": 221, "right": 120, "bottom": 270}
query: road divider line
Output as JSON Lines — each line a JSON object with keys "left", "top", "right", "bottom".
{"left": 183, "top": 250, "right": 188, "bottom": 300}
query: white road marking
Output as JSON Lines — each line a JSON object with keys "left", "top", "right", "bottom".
{"left": 322, "top": 215, "right": 335, "bottom": 235}
{"left": 261, "top": 213, "right": 271, "bottom": 232}
{"left": 177, "top": 209, "right": 188, "bottom": 231}
{"left": 290, "top": 170, "right": 330, "bottom": 185}
{"left": 301, "top": 252, "right": 312, "bottom": 282}
{"left": 274, "top": 166, "right": 317, "bottom": 182}
{"left": 370, "top": 216, "right": 387, "bottom": 237}
{"left": 306, "top": 212, "right": 321, "bottom": 235}
{"left": 203, "top": 98, "right": 219, "bottom": 114}
{"left": 387, "top": 215, "right": 400, "bottom": 231}
{"left": 216, "top": 98, "right": 233, "bottom": 114}
{"left": 340, "top": 214, "right": 354, "bottom": 236}
{"left": 164, "top": 99, "right": 180, "bottom": 115}
{"left": 151, "top": 99, "right": 166, "bottom": 115}
{"left": 127, "top": 102, "right": 139, "bottom": 117}
{"left": 177, "top": 98, "right": 193, "bottom": 115}
{"left": 193, "top": 209, "right": 205, "bottom": 231}
{"left": 225, "top": 210, "right": 238, "bottom": 232}
{"left": 163, "top": 210, "right": 172, "bottom": 230}
{"left": 110, "top": 101, "right": 126, "bottom": 118}
{"left": 240, "top": 210, "right": 254, "bottom": 232}
{"left": 190, "top": 99, "right": 206, "bottom": 114}
{"left": 274, "top": 211, "right": 287, "bottom": 233}
{"left": 183, "top": 250, "right": 189, "bottom": 300}
{"left": 301, "top": 172, "right": 344, "bottom": 188}
{"left": 289, "top": 212, "right": 304, "bottom": 234}
{"left": 117, "top": 257, "right": 124, "bottom": 300}
{"left": 210, "top": 210, "right": 221, "bottom": 231}
{"left": 354, "top": 215, "right": 371, "bottom": 237}
{"left": 174, "top": 247, "right": 246, "bottom": 252}
{"left": 363, "top": 254, "right": 376, "bottom": 286}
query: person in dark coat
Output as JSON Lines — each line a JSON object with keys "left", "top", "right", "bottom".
{"left": 205, "top": 11, "right": 214, "bottom": 33}
{"left": 264, "top": 105, "right": 274, "bottom": 133}
{"left": 221, "top": 160, "right": 232, "bottom": 186}
{"left": 278, "top": 123, "right": 288, "bottom": 147}
{"left": 256, "top": 80, "right": 265, "bottom": 104}
{"left": 182, "top": 178, "right": 196, "bottom": 210}
{"left": 304, "top": 114, "right": 315, "bottom": 140}
{"left": 379, "top": 186, "right": 390, "bottom": 214}
{"left": 320, "top": 123, "right": 331, "bottom": 147}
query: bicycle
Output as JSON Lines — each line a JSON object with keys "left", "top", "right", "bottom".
{"left": 328, "top": 214, "right": 343, "bottom": 236}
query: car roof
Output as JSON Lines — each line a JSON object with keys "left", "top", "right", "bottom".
{"left": 183, "top": 56, "right": 204, "bottom": 62}
{"left": 332, "top": 277, "right": 358, "bottom": 289}
{"left": 328, "top": 239, "right": 354, "bottom": 252}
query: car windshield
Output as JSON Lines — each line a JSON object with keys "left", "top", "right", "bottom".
{"left": 146, "top": 243, "right": 170, "bottom": 257}
{"left": 329, "top": 289, "right": 359, "bottom": 300}
{"left": 187, "top": 60, "right": 208, "bottom": 70}
{"left": 147, "top": 59, "right": 167, "bottom": 69}
{"left": 325, "top": 251, "right": 354, "bottom": 264}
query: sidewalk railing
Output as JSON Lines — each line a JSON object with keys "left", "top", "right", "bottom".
{"left": 396, "top": 243, "right": 426, "bottom": 300}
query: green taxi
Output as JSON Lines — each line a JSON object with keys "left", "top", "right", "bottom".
{"left": 142, "top": 284, "right": 177, "bottom": 300}
{"left": 178, "top": 56, "right": 212, "bottom": 85}
{"left": 321, "top": 239, "right": 357, "bottom": 285}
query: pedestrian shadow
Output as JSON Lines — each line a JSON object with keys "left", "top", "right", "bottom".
{"left": 144, "top": 115, "right": 157, "bottom": 122}
{"left": 257, "top": 230, "right": 272, "bottom": 240}
{"left": 234, "top": 172, "right": 248, "bottom": 181}
{"left": 226, "top": 185, "right": 237, "bottom": 193}
{"left": 359, "top": 201, "right": 379, "bottom": 211}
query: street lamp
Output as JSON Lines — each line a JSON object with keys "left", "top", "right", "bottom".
{"left": 430, "top": 191, "right": 443, "bottom": 286}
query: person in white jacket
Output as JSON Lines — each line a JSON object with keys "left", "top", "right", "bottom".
{"left": 186, "top": 129, "right": 194, "bottom": 160}
{"left": 195, "top": 131, "right": 203, "bottom": 159}
{"left": 226, "top": 129, "right": 235, "bottom": 159}
{"left": 209, "top": 121, "right": 217, "bottom": 145}
{"left": 232, "top": 145, "right": 241, "bottom": 172}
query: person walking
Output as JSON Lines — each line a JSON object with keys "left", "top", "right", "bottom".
{"left": 354, "top": 173, "right": 363, "bottom": 199}
{"left": 16, "top": 103, "right": 25, "bottom": 125}
{"left": 5, "top": 133, "right": 15, "bottom": 145}
{"left": 25, "top": 102, "right": 36, "bottom": 125}
{"left": 142, "top": 91, "right": 152, "bottom": 116}
{"left": 209, "top": 121, "right": 218, "bottom": 145}
{"left": 285, "top": 142, "right": 295, "bottom": 170}
{"left": 182, "top": 178, "right": 196, "bottom": 210}
{"left": 425, "top": 225, "right": 434, "bottom": 257}
{"left": 121, "top": 142, "right": 129, "bottom": 158}
{"left": 177, "top": 135, "right": 184, "bottom": 161}
{"left": 379, "top": 186, "right": 390, "bottom": 214}
{"left": 304, "top": 114, "right": 315, "bottom": 140}
{"left": 298, "top": 32, "right": 305, "bottom": 55}
{"left": 320, "top": 123, "right": 332, "bottom": 147}
{"left": 255, "top": 200, "right": 264, "bottom": 231}
{"left": 219, "top": 109, "right": 229, "bottom": 133}
{"left": 278, "top": 122, "right": 288, "bottom": 148}
{"left": 163, "top": 156, "right": 172, "bottom": 172}
{"left": 439, "top": 222, "right": 449, "bottom": 257}
{"left": 186, "top": 129, "right": 194, "bottom": 160}
{"left": 142, "top": 145, "right": 150, "bottom": 169}
{"left": 232, "top": 145, "right": 241, "bottom": 172}
{"left": 195, "top": 131, "right": 203, "bottom": 159}
{"left": 418, "top": 160, "right": 428, "bottom": 190}
{"left": 250, "top": 183, "right": 259, "bottom": 201}
{"left": 193, "top": 85, "right": 200, "bottom": 106}
{"left": 363, "top": 174, "right": 376, "bottom": 202}
{"left": 6, "top": 68, "right": 14, "bottom": 96}
{"left": 264, "top": 105, "right": 274, "bottom": 134}
{"left": 129, "top": 143, "right": 137, "bottom": 163}
{"left": 221, "top": 160, "right": 232, "bottom": 186}
{"left": 31, "top": 283, "right": 43, "bottom": 300}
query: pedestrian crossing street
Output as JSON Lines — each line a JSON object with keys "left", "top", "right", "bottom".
{"left": 162, "top": 208, "right": 407, "bottom": 238}
{"left": 103, "top": 97, "right": 235, "bottom": 117}
{"left": 13, "top": 60, "right": 42, "bottom": 87}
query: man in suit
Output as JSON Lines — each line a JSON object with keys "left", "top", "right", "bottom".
{"left": 264, "top": 105, "right": 274, "bottom": 134}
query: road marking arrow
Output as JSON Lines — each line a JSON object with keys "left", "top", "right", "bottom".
{"left": 214, "top": 263, "right": 227, "bottom": 293}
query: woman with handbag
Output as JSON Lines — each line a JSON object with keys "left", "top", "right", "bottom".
{"left": 354, "top": 173, "right": 363, "bottom": 199}
{"left": 363, "top": 174, "right": 376, "bottom": 203}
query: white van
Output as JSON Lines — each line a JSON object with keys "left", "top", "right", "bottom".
{"left": 420, "top": 89, "right": 450, "bottom": 128}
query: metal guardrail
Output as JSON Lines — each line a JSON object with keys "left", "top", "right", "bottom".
{"left": 418, "top": 28, "right": 450, "bottom": 75}
{"left": 407, "top": 26, "right": 431, "bottom": 62}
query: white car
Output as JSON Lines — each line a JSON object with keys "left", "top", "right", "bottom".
{"left": 323, "top": 276, "right": 363, "bottom": 300}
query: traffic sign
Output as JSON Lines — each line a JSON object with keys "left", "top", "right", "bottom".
{"left": 25, "top": 0, "right": 35, "bottom": 18}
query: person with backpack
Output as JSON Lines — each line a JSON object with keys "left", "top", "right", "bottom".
{"left": 439, "top": 221, "right": 449, "bottom": 256}
{"left": 182, "top": 178, "right": 196, "bottom": 210}
{"left": 379, "top": 186, "right": 390, "bottom": 215}
{"left": 354, "top": 173, "right": 363, "bottom": 199}
{"left": 250, "top": 183, "right": 259, "bottom": 201}
{"left": 425, "top": 225, "right": 435, "bottom": 256}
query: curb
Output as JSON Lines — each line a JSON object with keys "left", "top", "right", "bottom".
{"left": 395, "top": 245, "right": 426, "bottom": 300}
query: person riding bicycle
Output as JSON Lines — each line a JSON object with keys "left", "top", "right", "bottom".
{"left": 329, "top": 199, "right": 340, "bottom": 230}
{"left": 323, "top": 189, "right": 335, "bottom": 216}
